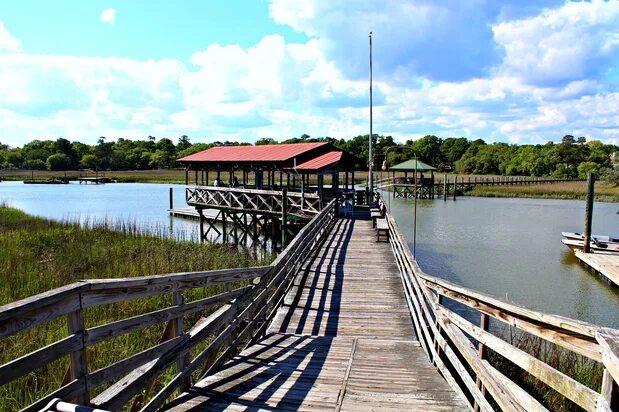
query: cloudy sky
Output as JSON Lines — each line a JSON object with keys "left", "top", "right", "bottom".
{"left": 0, "top": 0, "right": 618, "bottom": 147}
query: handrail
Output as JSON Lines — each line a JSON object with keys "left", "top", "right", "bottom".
{"left": 185, "top": 185, "right": 322, "bottom": 216}
{"left": 376, "top": 191, "right": 619, "bottom": 411}
{"left": 0, "top": 200, "right": 337, "bottom": 412}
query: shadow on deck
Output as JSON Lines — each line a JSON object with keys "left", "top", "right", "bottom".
{"left": 165, "top": 218, "right": 467, "bottom": 411}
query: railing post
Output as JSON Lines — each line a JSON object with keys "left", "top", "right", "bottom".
{"left": 173, "top": 291, "right": 190, "bottom": 391}
{"left": 67, "top": 293, "right": 88, "bottom": 405}
{"left": 198, "top": 208, "right": 205, "bottom": 243}
{"left": 473, "top": 313, "right": 489, "bottom": 412}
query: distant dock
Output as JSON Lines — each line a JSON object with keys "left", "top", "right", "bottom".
{"left": 23, "top": 179, "right": 69, "bottom": 185}
{"left": 77, "top": 177, "right": 116, "bottom": 184}
{"left": 574, "top": 250, "right": 619, "bottom": 286}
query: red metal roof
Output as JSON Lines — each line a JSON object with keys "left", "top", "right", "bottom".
{"left": 290, "top": 151, "right": 343, "bottom": 171}
{"left": 178, "top": 142, "right": 328, "bottom": 163}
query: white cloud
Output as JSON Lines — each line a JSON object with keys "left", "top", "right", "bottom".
{"left": 100, "top": 8, "right": 117, "bottom": 25}
{"left": 0, "top": 21, "right": 22, "bottom": 52}
{"left": 492, "top": 0, "right": 619, "bottom": 86}
{"left": 1, "top": 1, "right": 619, "bottom": 147}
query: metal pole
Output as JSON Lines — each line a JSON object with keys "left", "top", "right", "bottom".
{"left": 583, "top": 173, "right": 595, "bottom": 253}
{"left": 368, "top": 32, "right": 373, "bottom": 201}
{"left": 413, "top": 154, "right": 418, "bottom": 259}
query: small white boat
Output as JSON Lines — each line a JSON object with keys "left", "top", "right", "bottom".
{"left": 561, "top": 238, "right": 619, "bottom": 253}
{"left": 561, "top": 232, "right": 619, "bottom": 244}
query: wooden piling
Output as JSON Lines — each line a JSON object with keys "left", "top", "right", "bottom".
{"left": 443, "top": 174, "right": 447, "bottom": 201}
{"left": 169, "top": 187, "right": 173, "bottom": 210}
{"left": 281, "top": 189, "right": 288, "bottom": 248}
{"left": 583, "top": 173, "right": 595, "bottom": 253}
{"left": 453, "top": 176, "right": 457, "bottom": 201}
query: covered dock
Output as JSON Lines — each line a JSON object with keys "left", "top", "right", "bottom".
{"left": 176, "top": 142, "right": 359, "bottom": 248}
{"left": 385, "top": 159, "right": 437, "bottom": 199}
{"left": 177, "top": 142, "right": 358, "bottom": 202}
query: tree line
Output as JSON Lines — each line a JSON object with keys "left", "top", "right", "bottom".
{"left": 0, "top": 133, "right": 617, "bottom": 180}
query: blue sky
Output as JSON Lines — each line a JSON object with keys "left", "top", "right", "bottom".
{"left": 0, "top": 0, "right": 618, "bottom": 147}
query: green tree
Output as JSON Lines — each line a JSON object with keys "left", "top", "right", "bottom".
{"left": 255, "top": 138, "right": 277, "bottom": 145}
{"left": 80, "top": 154, "right": 100, "bottom": 170}
{"left": 22, "top": 159, "right": 46, "bottom": 170}
{"left": 177, "top": 135, "right": 191, "bottom": 150}
{"left": 440, "top": 138, "right": 470, "bottom": 170}
{"left": 46, "top": 153, "right": 72, "bottom": 171}
{"left": 577, "top": 161, "right": 601, "bottom": 179}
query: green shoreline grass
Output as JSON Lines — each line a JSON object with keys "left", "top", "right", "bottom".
{"left": 0, "top": 206, "right": 268, "bottom": 410}
{"left": 466, "top": 180, "right": 619, "bottom": 202}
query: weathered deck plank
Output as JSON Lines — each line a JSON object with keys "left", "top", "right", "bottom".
{"left": 165, "top": 219, "right": 467, "bottom": 411}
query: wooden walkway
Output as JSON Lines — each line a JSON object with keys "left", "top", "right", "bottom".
{"left": 165, "top": 219, "right": 467, "bottom": 411}
{"left": 575, "top": 250, "right": 619, "bottom": 286}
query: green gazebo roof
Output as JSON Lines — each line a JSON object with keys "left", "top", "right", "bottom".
{"left": 389, "top": 159, "right": 436, "bottom": 171}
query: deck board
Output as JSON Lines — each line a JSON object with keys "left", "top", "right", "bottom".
{"left": 574, "top": 249, "right": 619, "bottom": 286}
{"left": 166, "top": 219, "right": 467, "bottom": 411}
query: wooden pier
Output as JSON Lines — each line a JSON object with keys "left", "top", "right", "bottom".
{"left": 167, "top": 219, "right": 467, "bottom": 411}
{"left": 1, "top": 196, "right": 619, "bottom": 411}
{"left": 385, "top": 176, "right": 581, "bottom": 199}
{"left": 575, "top": 250, "right": 619, "bottom": 286}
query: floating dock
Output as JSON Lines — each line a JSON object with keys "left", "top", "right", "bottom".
{"left": 574, "top": 250, "right": 619, "bottom": 286}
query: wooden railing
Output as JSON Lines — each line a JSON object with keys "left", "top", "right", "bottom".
{"left": 378, "top": 194, "right": 619, "bottom": 411}
{"left": 186, "top": 185, "right": 322, "bottom": 216}
{"left": 0, "top": 200, "right": 337, "bottom": 412}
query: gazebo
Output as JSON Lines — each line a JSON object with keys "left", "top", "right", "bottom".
{"left": 387, "top": 159, "right": 437, "bottom": 199}
{"left": 389, "top": 159, "right": 436, "bottom": 183}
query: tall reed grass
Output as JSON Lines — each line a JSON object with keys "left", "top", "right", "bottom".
{"left": 0, "top": 205, "right": 268, "bottom": 410}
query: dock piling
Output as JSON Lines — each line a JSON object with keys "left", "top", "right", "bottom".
{"left": 169, "top": 187, "right": 174, "bottom": 210}
{"left": 583, "top": 173, "right": 595, "bottom": 253}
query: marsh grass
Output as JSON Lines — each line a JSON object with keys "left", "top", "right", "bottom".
{"left": 0, "top": 205, "right": 267, "bottom": 410}
{"left": 488, "top": 328, "right": 603, "bottom": 411}
{"left": 467, "top": 181, "right": 619, "bottom": 202}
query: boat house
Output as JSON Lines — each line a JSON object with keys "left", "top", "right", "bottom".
{"left": 176, "top": 142, "right": 358, "bottom": 247}
{"left": 177, "top": 142, "right": 358, "bottom": 204}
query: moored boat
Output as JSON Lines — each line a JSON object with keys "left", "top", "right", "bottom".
{"left": 561, "top": 238, "right": 619, "bottom": 253}
{"left": 561, "top": 231, "right": 619, "bottom": 244}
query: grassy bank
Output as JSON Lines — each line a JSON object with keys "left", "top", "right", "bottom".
{"left": 1, "top": 169, "right": 187, "bottom": 184}
{"left": 467, "top": 180, "right": 619, "bottom": 202}
{"left": 0, "top": 206, "right": 267, "bottom": 410}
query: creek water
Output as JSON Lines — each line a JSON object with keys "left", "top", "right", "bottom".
{"left": 1, "top": 181, "right": 618, "bottom": 328}
{"left": 385, "top": 192, "right": 619, "bottom": 329}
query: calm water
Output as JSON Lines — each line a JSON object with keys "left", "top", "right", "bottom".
{"left": 1, "top": 181, "right": 618, "bottom": 328}
{"left": 385, "top": 192, "right": 619, "bottom": 329}
{"left": 0, "top": 181, "right": 198, "bottom": 240}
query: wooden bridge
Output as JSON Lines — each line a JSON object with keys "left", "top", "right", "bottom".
{"left": 1, "top": 196, "right": 619, "bottom": 411}
{"left": 385, "top": 176, "right": 581, "bottom": 199}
